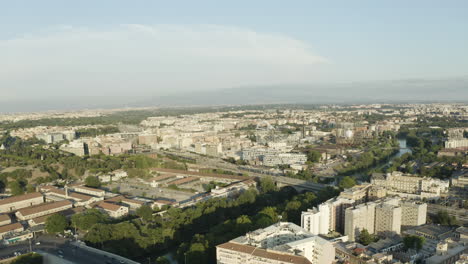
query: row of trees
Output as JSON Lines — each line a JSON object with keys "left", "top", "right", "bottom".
{"left": 338, "top": 132, "right": 399, "bottom": 176}
{"left": 76, "top": 178, "right": 339, "bottom": 263}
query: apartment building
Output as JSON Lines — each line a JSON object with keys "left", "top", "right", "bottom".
{"left": 301, "top": 203, "right": 330, "bottom": 235}
{"left": 216, "top": 222, "right": 335, "bottom": 264}
{"left": 400, "top": 201, "right": 427, "bottom": 226}
{"left": 374, "top": 203, "right": 402, "bottom": 236}
{"left": 345, "top": 202, "right": 377, "bottom": 241}
{"left": 339, "top": 184, "right": 372, "bottom": 204}
{"left": 15, "top": 200, "right": 73, "bottom": 221}
{"left": 0, "top": 192, "right": 44, "bottom": 213}
{"left": 301, "top": 197, "right": 354, "bottom": 235}
{"left": 371, "top": 171, "right": 449, "bottom": 199}
{"left": 262, "top": 153, "right": 308, "bottom": 167}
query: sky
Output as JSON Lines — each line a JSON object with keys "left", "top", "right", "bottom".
{"left": 1, "top": 1, "right": 468, "bottom": 107}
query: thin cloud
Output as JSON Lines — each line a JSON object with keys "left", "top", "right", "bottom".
{"left": 0, "top": 24, "right": 327, "bottom": 101}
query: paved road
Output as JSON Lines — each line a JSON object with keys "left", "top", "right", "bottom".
{"left": 0, "top": 236, "right": 132, "bottom": 264}
{"left": 154, "top": 149, "right": 326, "bottom": 192}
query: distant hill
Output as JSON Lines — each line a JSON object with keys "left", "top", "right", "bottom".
{"left": 144, "top": 77, "right": 468, "bottom": 106}
{"left": 1, "top": 77, "right": 467, "bottom": 113}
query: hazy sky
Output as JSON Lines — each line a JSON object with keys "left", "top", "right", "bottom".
{"left": 1, "top": 0, "right": 468, "bottom": 103}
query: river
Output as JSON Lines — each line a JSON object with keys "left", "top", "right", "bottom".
{"left": 395, "top": 137, "right": 411, "bottom": 158}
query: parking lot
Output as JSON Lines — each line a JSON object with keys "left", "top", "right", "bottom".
{"left": 107, "top": 178, "right": 195, "bottom": 202}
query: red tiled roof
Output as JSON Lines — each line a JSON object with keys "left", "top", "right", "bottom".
{"left": 106, "top": 196, "right": 144, "bottom": 205}
{"left": 168, "top": 177, "right": 199, "bottom": 185}
{"left": 17, "top": 200, "right": 72, "bottom": 217}
{"left": 150, "top": 174, "right": 174, "bottom": 182}
{"left": 0, "top": 223, "right": 23, "bottom": 234}
{"left": 73, "top": 186, "right": 105, "bottom": 193}
{"left": 0, "top": 214, "right": 11, "bottom": 223}
{"left": 0, "top": 192, "right": 43, "bottom": 206}
{"left": 95, "top": 201, "right": 125, "bottom": 212}
{"left": 31, "top": 207, "right": 85, "bottom": 225}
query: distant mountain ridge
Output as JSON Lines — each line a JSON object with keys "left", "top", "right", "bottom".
{"left": 1, "top": 77, "right": 467, "bottom": 113}
{"left": 146, "top": 77, "right": 468, "bottom": 106}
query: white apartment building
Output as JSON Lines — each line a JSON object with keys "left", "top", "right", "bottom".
{"left": 400, "top": 201, "right": 427, "bottom": 226}
{"left": 375, "top": 204, "right": 402, "bottom": 236}
{"left": 301, "top": 197, "right": 354, "bottom": 235}
{"left": 241, "top": 147, "right": 280, "bottom": 161}
{"left": 445, "top": 138, "right": 468, "bottom": 149}
{"left": 0, "top": 192, "right": 44, "bottom": 213}
{"left": 343, "top": 198, "right": 426, "bottom": 241}
{"left": 262, "top": 153, "right": 308, "bottom": 167}
{"left": 345, "top": 202, "right": 377, "bottom": 241}
{"left": 301, "top": 203, "right": 330, "bottom": 235}
{"left": 60, "top": 140, "right": 86, "bottom": 156}
{"left": 216, "top": 222, "right": 335, "bottom": 264}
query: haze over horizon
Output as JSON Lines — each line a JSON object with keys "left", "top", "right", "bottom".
{"left": 2, "top": 1, "right": 468, "bottom": 111}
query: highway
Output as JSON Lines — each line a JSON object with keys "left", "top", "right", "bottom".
{"left": 153, "top": 149, "right": 327, "bottom": 192}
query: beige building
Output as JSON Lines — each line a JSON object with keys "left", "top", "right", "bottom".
{"left": 72, "top": 186, "right": 106, "bottom": 197}
{"left": 375, "top": 204, "right": 402, "bottom": 236}
{"left": 345, "top": 202, "right": 377, "bottom": 241}
{"left": 152, "top": 199, "right": 175, "bottom": 210}
{"left": 94, "top": 201, "right": 129, "bottom": 218}
{"left": 138, "top": 134, "right": 159, "bottom": 145}
{"left": 0, "top": 222, "right": 24, "bottom": 239}
{"left": 339, "top": 184, "right": 371, "bottom": 204}
{"left": 41, "top": 186, "right": 103, "bottom": 207}
{"left": 400, "top": 201, "right": 427, "bottom": 226}
{"left": 15, "top": 200, "right": 73, "bottom": 221}
{"left": 105, "top": 196, "right": 144, "bottom": 210}
{"left": 426, "top": 238, "right": 468, "bottom": 264}
{"left": 216, "top": 222, "right": 335, "bottom": 264}
{"left": 371, "top": 172, "right": 449, "bottom": 199}
{"left": 0, "top": 192, "right": 44, "bottom": 213}
{"left": 0, "top": 214, "right": 12, "bottom": 226}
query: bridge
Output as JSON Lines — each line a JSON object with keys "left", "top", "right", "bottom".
{"left": 273, "top": 176, "right": 328, "bottom": 193}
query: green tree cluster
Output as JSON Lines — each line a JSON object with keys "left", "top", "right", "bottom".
{"left": 358, "top": 229, "right": 376, "bottom": 246}
{"left": 11, "top": 253, "right": 43, "bottom": 264}
{"left": 338, "top": 176, "right": 356, "bottom": 189}
{"left": 434, "top": 211, "right": 459, "bottom": 226}
{"left": 45, "top": 214, "right": 68, "bottom": 234}
{"left": 85, "top": 176, "right": 101, "bottom": 188}
{"left": 403, "top": 235, "right": 425, "bottom": 251}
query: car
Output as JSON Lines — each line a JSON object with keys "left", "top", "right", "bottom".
{"left": 35, "top": 242, "right": 41, "bottom": 245}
